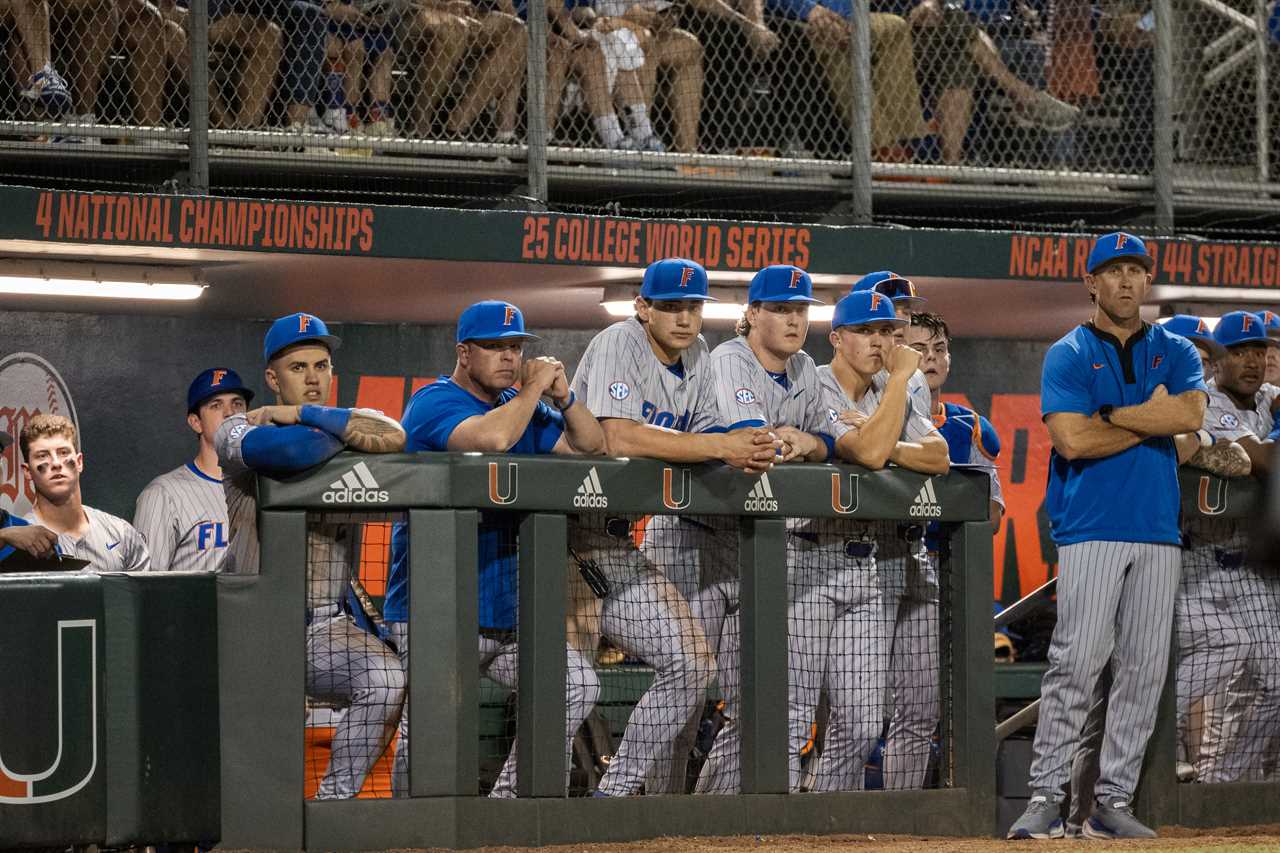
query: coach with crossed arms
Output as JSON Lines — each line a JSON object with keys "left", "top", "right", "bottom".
{"left": 1008, "top": 233, "right": 1208, "bottom": 840}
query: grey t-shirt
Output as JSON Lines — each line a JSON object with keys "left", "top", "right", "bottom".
{"left": 26, "top": 504, "right": 151, "bottom": 572}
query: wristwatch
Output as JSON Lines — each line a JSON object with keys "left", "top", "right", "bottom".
{"left": 1098, "top": 405, "right": 1115, "bottom": 423}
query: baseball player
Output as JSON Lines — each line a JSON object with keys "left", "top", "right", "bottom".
{"left": 1257, "top": 310, "right": 1280, "bottom": 386}
{"left": 569, "top": 258, "right": 778, "bottom": 796}
{"left": 384, "top": 300, "right": 607, "bottom": 799}
{"left": 19, "top": 414, "right": 151, "bottom": 572}
{"left": 877, "top": 310, "right": 1003, "bottom": 791}
{"left": 0, "top": 429, "right": 59, "bottom": 565}
{"left": 215, "top": 311, "right": 407, "bottom": 800}
{"left": 1186, "top": 312, "right": 1280, "bottom": 783}
{"left": 133, "top": 368, "right": 255, "bottom": 571}
{"left": 814, "top": 290, "right": 949, "bottom": 793}
{"left": 851, "top": 271, "right": 926, "bottom": 345}
{"left": 689, "top": 264, "right": 875, "bottom": 794}
{"left": 1007, "top": 232, "right": 1208, "bottom": 840}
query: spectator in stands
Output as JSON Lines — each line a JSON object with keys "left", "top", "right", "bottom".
{"left": 879, "top": 0, "right": 1079, "bottom": 164}
{"left": 208, "top": 0, "right": 331, "bottom": 136}
{"left": 20, "top": 414, "right": 151, "bottom": 572}
{"left": 0, "top": 0, "right": 72, "bottom": 115}
{"left": 546, "top": 0, "right": 667, "bottom": 150}
{"left": 610, "top": 0, "right": 704, "bottom": 153}
{"left": 161, "top": 0, "right": 283, "bottom": 129}
{"left": 382, "top": 4, "right": 466, "bottom": 139}
{"left": 683, "top": 0, "right": 777, "bottom": 57}
{"left": 441, "top": 0, "right": 528, "bottom": 143}
{"left": 116, "top": 0, "right": 172, "bottom": 130}
{"left": 769, "top": 0, "right": 928, "bottom": 157}
{"left": 46, "top": 0, "right": 117, "bottom": 140}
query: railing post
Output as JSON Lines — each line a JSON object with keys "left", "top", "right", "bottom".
{"left": 517, "top": 512, "right": 567, "bottom": 796}
{"left": 525, "top": 0, "right": 550, "bottom": 208}
{"left": 1152, "top": 0, "right": 1174, "bottom": 231}
{"left": 186, "top": 0, "right": 210, "bottom": 195}
{"left": 409, "top": 509, "right": 478, "bottom": 796}
{"left": 848, "top": 0, "right": 873, "bottom": 223}
{"left": 1255, "top": 0, "right": 1271, "bottom": 185}
{"left": 949, "top": 520, "right": 995, "bottom": 835}
{"left": 738, "top": 516, "right": 789, "bottom": 794}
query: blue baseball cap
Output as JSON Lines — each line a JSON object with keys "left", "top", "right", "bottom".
{"left": 263, "top": 312, "right": 342, "bottom": 363}
{"left": 747, "top": 265, "right": 825, "bottom": 304}
{"left": 1255, "top": 310, "right": 1280, "bottom": 338}
{"left": 850, "top": 271, "right": 925, "bottom": 308}
{"left": 832, "top": 290, "right": 906, "bottom": 330}
{"left": 456, "top": 300, "right": 541, "bottom": 344}
{"left": 187, "top": 367, "right": 254, "bottom": 413}
{"left": 1161, "top": 315, "right": 1225, "bottom": 358}
{"left": 640, "top": 258, "right": 716, "bottom": 301}
{"left": 1213, "top": 310, "right": 1280, "bottom": 349}
{"left": 1086, "top": 232, "right": 1154, "bottom": 275}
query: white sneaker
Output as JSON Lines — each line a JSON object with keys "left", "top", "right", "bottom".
{"left": 1020, "top": 91, "right": 1081, "bottom": 132}
{"left": 286, "top": 116, "right": 339, "bottom": 154}
{"left": 52, "top": 112, "right": 100, "bottom": 145}
{"left": 321, "top": 107, "right": 352, "bottom": 135}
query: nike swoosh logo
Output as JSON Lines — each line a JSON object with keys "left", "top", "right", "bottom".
{"left": 1092, "top": 363, "right": 1104, "bottom": 369}
{"left": 106, "top": 541, "right": 120, "bottom": 550}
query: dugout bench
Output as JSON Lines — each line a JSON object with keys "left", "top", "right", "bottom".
{"left": 220, "top": 453, "right": 995, "bottom": 849}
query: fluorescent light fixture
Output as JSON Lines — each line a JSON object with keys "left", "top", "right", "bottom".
{"left": 602, "top": 284, "right": 838, "bottom": 323}
{"left": 0, "top": 260, "right": 205, "bottom": 301}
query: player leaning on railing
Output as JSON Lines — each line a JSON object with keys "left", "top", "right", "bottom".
{"left": 214, "top": 311, "right": 406, "bottom": 800}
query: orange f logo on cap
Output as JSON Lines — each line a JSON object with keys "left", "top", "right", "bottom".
{"left": 1242, "top": 314, "right": 1254, "bottom": 332}
{"left": 298, "top": 314, "right": 312, "bottom": 333}
{"left": 789, "top": 269, "right": 804, "bottom": 289}
{"left": 503, "top": 305, "right": 517, "bottom": 326}
{"left": 1196, "top": 319, "right": 1210, "bottom": 335}
{"left": 869, "top": 293, "right": 883, "bottom": 312}
{"left": 211, "top": 369, "right": 227, "bottom": 386}
{"left": 679, "top": 266, "right": 694, "bottom": 288}
{"left": 1114, "top": 234, "right": 1128, "bottom": 250}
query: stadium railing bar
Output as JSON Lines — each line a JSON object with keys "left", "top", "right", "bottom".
{"left": 219, "top": 453, "right": 995, "bottom": 849}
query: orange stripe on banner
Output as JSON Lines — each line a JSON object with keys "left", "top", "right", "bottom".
{"left": 988, "top": 393, "right": 1055, "bottom": 601}
{"left": 359, "top": 521, "right": 392, "bottom": 596}
{"left": 355, "top": 376, "right": 408, "bottom": 421}
{"left": 325, "top": 375, "right": 339, "bottom": 407}
{"left": 410, "top": 376, "right": 435, "bottom": 395}
{"left": 0, "top": 772, "right": 25, "bottom": 798}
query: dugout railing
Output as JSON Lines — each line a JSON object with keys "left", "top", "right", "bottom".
{"left": 218, "top": 453, "right": 994, "bottom": 849}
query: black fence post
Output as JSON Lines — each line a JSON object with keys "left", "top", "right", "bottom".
{"left": 517, "top": 512, "right": 568, "bottom": 797}
{"left": 739, "top": 516, "right": 789, "bottom": 795}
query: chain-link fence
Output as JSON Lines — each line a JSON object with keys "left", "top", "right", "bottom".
{"left": 0, "top": 0, "right": 1277, "bottom": 223}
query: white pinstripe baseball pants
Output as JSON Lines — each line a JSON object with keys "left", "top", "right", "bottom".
{"left": 1027, "top": 540, "right": 1181, "bottom": 805}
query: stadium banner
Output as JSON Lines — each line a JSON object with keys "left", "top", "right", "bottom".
{"left": 2, "top": 185, "right": 1280, "bottom": 286}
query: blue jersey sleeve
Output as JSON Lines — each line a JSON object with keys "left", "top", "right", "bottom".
{"left": 0, "top": 511, "right": 28, "bottom": 563}
{"left": 529, "top": 400, "right": 566, "bottom": 453}
{"left": 766, "top": 0, "right": 818, "bottom": 20}
{"left": 240, "top": 425, "right": 345, "bottom": 475}
{"left": 1269, "top": 410, "right": 1280, "bottom": 442}
{"left": 1163, "top": 334, "right": 1209, "bottom": 397}
{"left": 1041, "top": 340, "right": 1094, "bottom": 418}
{"left": 403, "top": 386, "right": 479, "bottom": 452}
{"left": 977, "top": 414, "right": 1001, "bottom": 460}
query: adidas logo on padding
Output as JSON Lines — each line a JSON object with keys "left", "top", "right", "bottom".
{"left": 908, "top": 478, "right": 941, "bottom": 518}
{"left": 743, "top": 472, "right": 778, "bottom": 512}
{"left": 323, "top": 461, "right": 390, "bottom": 504}
{"left": 573, "top": 466, "right": 609, "bottom": 508}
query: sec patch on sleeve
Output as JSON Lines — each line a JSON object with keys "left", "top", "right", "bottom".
{"left": 735, "top": 388, "right": 757, "bottom": 405}
{"left": 609, "top": 382, "right": 631, "bottom": 400}
{"left": 1219, "top": 412, "right": 1240, "bottom": 429}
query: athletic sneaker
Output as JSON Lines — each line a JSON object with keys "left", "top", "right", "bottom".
{"left": 1176, "top": 760, "right": 1197, "bottom": 782}
{"left": 51, "top": 112, "right": 100, "bottom": 145}
{"left": 1006, "top": 794, "right": 1061, "bottom": 840}
{"left": 622, "top": 134, "right": 666, "bottom": 154}
{"left": 1049, "top": 819, "right": 1081, "bottom": 839}
{"left": 1083, "top": 800, "right": 1157, "bottom": 839}
{"left": 21, "top": 66, "right": 72, "bottom": 116}
{"left": 1019, "top": 91, "right": 1081, "bottom": 132}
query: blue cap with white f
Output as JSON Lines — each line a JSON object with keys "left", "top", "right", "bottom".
{"left": 851, "top": 270, "right": 926, "bottom": 308}
{"left": 747, "top": 265, "right": 825, "bottom": 304}
{"left": 640, "top": 258, "right": 716, "bottom": 301}
{"left": 832, "top": 290, "right": 905, "bottom": 330}
{"left": 1160, "top": 315, "right": 1225, "bottom": 358}
{"left": 1087, "top": 232, "right": 1154, "bottom": 274}
{"left": 1213, "top": 310, "right": 1280, "bottom": 349}
{"left": 456, "top": 300, "right": 541, "bottom": 344}
{"left": 263, "top": 312, "right": 342, "bottom": 362}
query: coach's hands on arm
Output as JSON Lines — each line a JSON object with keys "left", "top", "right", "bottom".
{"left": 0, "top": 524, "right": 58, "bottom": 559}
{"left": 447, "top": 358, "right": 562, "bottom": 452}
{"left": 1106, "top": 384, "right": 1207, "bottom": 437}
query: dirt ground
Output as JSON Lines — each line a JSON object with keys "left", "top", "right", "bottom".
{"left": 403, "top": 826, "right": 1280, "bottom": 853}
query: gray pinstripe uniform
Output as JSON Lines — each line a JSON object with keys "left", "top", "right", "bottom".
{"left": 569, "top": 317, "right": 718, "bottom": 796}
{"left": 25, "top": 505, "right": 151, "bottom": 572}
{"left": 1177, "top": 380, "right": 1280, "bottom": 782}
{"left": 133, "top": 463, "right": 229, "bottom": 572}
{"left": 214, "top": 413, "right": 405, "bottom": 800}
{"left": 683, "top": 336, "right": 853, "bottom": 794}
{"left": 819, "top": 366, "right": 950, "bottom": 790}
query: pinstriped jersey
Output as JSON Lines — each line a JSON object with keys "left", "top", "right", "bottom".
{"left": 1203, "top": 378, "right": 1278, "bottom": 441}
{"left": 817, "top": 366, "right": 937, "bottom": 444}
{"left": 213, "top": 413, "right": 354, "bottom": 608}
{"left": 571, "top": 317, "right": 719, "bottom": 433}
{"left": 25, "top": 505, "right": 151, "bottom": 572}
{"left": 133, "top": 462, "right": 229, "bottom": 572}
{"left": 707, "top": 336, "right": 846, "bottom": 439}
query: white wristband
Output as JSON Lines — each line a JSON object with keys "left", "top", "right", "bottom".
{"left": 1195, "top": 429, "right": 1214, "bottom": 449}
